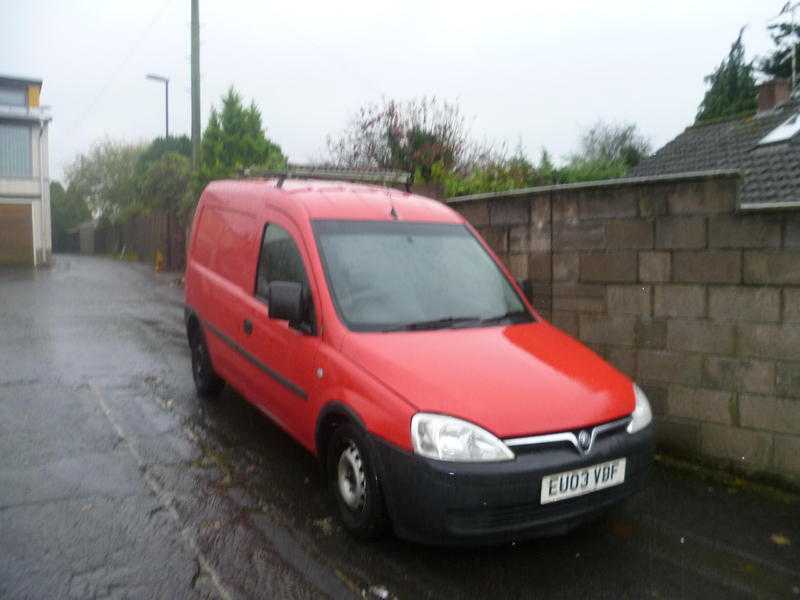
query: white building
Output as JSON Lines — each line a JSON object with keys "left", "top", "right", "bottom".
{"left": 0, "top": 74, "right": 52, "bottom": 266}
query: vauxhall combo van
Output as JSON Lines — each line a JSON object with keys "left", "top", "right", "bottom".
{"left": 184, "top": 177, "right": 653, "bottom": 544}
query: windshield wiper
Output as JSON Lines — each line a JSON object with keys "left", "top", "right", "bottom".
{"left": 384, "top": 316, "right": 482, "bottom": 332}
{"left": 479, "top": 310, "right": 532, "bottom": 326}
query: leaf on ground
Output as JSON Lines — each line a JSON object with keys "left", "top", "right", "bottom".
{"left": 313, "top": 516, "right": 333, "bottom": 536}
{"left": 769, "top": 533, "right": 791, "bottom": 546}
{"left": 607, "top": 518, "right": 635, "bottom": 540}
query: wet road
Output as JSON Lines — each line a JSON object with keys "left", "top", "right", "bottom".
{"left": 1, "top": 255, "right": 798, "bottom": 599}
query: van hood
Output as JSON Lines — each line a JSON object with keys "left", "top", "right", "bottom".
{"left": 342, "top": 322, "right": 634, "bottom": 439}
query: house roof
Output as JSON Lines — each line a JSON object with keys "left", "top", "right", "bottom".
{"left": 0, "top": 74, "right": 42, "bottom": 87}
{"left": 630, "top": 101, "right": 800, "bottom": 209}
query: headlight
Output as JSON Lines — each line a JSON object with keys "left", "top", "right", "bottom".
{"left": 627, "top": 384, "right": 653, "bottom": 434}
{"left": 411, "top": 413, "right": 515, "bottom": 462}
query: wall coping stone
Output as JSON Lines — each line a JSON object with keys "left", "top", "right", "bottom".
{"left": 739, "top": 200, "right": 800, "bottom": 212}
{"left": 447, "top": 169, "right": 741, "bottom": 204}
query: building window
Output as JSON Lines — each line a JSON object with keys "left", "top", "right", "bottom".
{"left": 0, "top": 123, "right": 32, "bottom": 178}
{"left": 758, "top": 112, "right": 800, "bottom": 146}
{"left": 0, "top": 87, "right": 27, "bottom": 107}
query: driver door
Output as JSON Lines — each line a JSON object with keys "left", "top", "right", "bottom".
{"left": 239, "top": 216, "right": 320, "bottom": 439}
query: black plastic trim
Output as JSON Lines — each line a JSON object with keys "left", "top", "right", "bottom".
{"left": 370, "top": 424, "right": 654, "bottom": 545}
{"left": 316, "top": 401, "right": 366, "bottom": 432}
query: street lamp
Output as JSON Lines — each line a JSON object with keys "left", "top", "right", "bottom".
{"left": 145, "top": 73, "right": 170, "bottom": 138}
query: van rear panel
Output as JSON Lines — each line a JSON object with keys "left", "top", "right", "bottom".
{"left": 191, "top": 203, "right": 259, "bottom": 292}
{"left": 186, "top": 193, "right": 263, "bottom": 385}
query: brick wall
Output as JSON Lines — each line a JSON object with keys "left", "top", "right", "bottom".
{"left": 449, "top": 172, "right": 800, "bottom": 485}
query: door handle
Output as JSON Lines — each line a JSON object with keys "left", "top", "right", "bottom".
{"left": 243, "top": 319, "right": 253, "bottom": 335}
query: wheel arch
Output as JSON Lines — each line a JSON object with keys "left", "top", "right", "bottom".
{"left": 315, "top": 401, "right": 367, "bottom": 466}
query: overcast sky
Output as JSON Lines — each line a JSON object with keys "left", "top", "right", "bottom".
{"left": 1, "top": 0, "right": 787, "bottom": 181}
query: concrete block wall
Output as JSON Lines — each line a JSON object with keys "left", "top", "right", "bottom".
{"left": 450, "top": 173, "right": 800, "bottom": 485}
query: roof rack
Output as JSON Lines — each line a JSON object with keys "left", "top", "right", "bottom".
{"left": 242, "top": 165, "right": 412, "bottom": 191}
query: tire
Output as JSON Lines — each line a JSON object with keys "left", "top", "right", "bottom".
{"left": 189, "top": 326, "right": 224, "bottom": 398}
{"left": 327, "top": 423, "right": 388, "bottom": 540}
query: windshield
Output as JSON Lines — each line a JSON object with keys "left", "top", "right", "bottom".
{"left": 313, "top": 220, "right": 533, "bottom": 332}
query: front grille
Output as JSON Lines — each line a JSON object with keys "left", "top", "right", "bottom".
{"left": 505, "top": 417, "right": 631, "bottom": 456}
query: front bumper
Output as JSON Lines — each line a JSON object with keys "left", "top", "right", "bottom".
{"left": 372, "top": 424, "right": 653, "bottom": 545}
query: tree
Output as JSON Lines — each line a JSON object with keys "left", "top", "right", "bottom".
{"left": 696, "top": 29, "right": 758, "bottom": 123}
{"left": 573, "top": 121, "right": 651, "bottom": 168}
{"left": 535, "top": 149, "right": 559, "bottom": 185}
{"left": 135, "top": 135, "right": 191, "bottom": 179}
{"left": 327, "top": 96, "right": 496, "bottom": 180}
{"left": 63, "top": 139, "right": 145, "bottom": 223}
{"left": 50, "top": 181, "right": 90, "bottom": 250}
{"left": 198, "top": 87, "right": 286, "bottom": 190}
{"left": 140, "top": 152, "right": 193, "bottom": 219}
{"left": 547, "top": 120, "right": 651, "bottom": 184}
{"left": 759, "top": 2, "right": 800, "bottom": 80}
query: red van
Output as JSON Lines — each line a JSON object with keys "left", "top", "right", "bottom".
{"left": 184, "top": 177, "right": 653, "bottom": 544}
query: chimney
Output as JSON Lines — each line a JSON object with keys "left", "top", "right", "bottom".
{"left": 757, "top": 78, "right": 792, "bottom": 112}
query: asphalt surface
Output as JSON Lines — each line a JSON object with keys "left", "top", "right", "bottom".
{"left": 1, "top": 254, "right": 798, "bottom": 600}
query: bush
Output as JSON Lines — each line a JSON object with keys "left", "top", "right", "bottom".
{"left": 420, "top": 121, "right": 649, "bottom": 198}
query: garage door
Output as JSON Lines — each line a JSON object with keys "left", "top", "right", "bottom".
{"left": 0, "top": 203, "right": 33, "bottom": 266}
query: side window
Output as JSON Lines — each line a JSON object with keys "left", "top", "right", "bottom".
{"left": 255, "top": 224, "right": 309, "bottom": 300}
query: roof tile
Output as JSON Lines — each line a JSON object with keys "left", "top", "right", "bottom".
{"left": 631, "top": 102, "right": 800, "bottom": 206}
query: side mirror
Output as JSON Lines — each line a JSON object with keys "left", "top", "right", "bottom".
{"left": 267, "top": 281, "right": 303, "bottom": 323}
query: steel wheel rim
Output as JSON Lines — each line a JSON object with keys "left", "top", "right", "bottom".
{"left": 337, "top": 441, "right": 366, "bottom": 511}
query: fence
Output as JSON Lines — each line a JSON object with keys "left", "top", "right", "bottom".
{"left": 95, "top": 212, "right": 186, "bottom": 271}
{"left": 449, "top": 171, "right": 800, "bottom": 486}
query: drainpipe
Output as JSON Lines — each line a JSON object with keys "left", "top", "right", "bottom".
{"left": 38, "top": 120, "right": 47, "bottom": 265}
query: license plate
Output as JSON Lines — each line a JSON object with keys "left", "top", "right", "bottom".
{"left": 540, "top": 458, "right": 626, "bottom": 504}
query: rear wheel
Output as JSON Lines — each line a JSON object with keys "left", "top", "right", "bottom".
{"left": 327, "top": 423, "right": 388, "bottom": 540}
{"left": 189, "top": 326, "right": 223, "bottom": 398}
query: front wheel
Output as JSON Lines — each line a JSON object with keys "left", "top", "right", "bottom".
{"left": 327, "top": 423, "right": 388, "bottom": 540}
{"left": 189, "top": 326, "right": 224, "bottom": 398}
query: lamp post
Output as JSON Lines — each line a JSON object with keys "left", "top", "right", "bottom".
{"left": 145, "top": 73, "right": 170, "bottom": 138}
